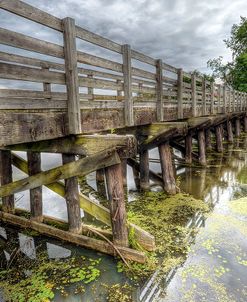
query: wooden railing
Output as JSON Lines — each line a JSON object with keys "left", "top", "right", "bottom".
{"left": 0, "top": 0, "right": 247, "bottom": 134}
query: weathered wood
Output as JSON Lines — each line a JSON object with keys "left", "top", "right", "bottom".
{"left": 156, "top": 59, "right": 164, "bottom": 121}
{"left": 235, "top": 118, "right": 241, "bottom": 137}
{"left": 122, "top": 44, "right": 134, "bottom": 126}
{"left": 215, "top": 125, "right": 223, "bottom": 152}
{"left": 0, "top": 150, "right": 14, "bottom": 213}
{"left": 185, "top": 133, "right": 193, "bottom": 164}
{"left": 139, "top": 150, "right": 149, "bottom": 191}
{"left": 27, "top": 151, "right": 42, "bottom": 222}
{"left": 159, "top": 142, "right": 176, "bottom": 194}
{"left": 0, "top": 98, "right": 67, "bottom": 110}
{"left": 223, "top": 85, "right": 227, "bottom": 113}
{"left": 177, "top": 68, "right": 183, "bottom": 119}
{"left": 171, "top": 141, "right": 199, "bottom": 161}
{"left": 210, "top": 82, "right": 215, "bottom": 114}
{"left": 63, "top": 17, "right": 81, "bottom": 134}
{"left": 191, "top": 72, "right": 197, "bottom": 117}
{"left": 198, "top": 130, "right": 206, "bottom": 166}
{"left": 105, "top": 164, "right": 129, "bottom": 247}
{"left": 205, "top": 129, "right": 212, "bottom": 150}
{"left": 121, "top": 159, "right": 127, "bottom": 187}
{"left": 0, "top": 211, "right": 146, "bottom": 263}
{"left": 96, "top": 169, "right": 106, "bottom": 196}
{"left": 244, "top": 116, "right": 247, "bottom": 133}
{"left": 202, "top": 78, "right": 207, "bottom": 115}
{"left": 226, "top": 120, "right": 234, "bottom": 143}
{"left": 0, "top": 150, "right": 121, "bottom": 198}
{"left": 11, "top": 153, "right": 155, "bottom": 251}
{"left": 62, "top": 154, "right": 82, "bottom": 234}
{"left": 132, "top": 166, "right": 140, "bottom": 190}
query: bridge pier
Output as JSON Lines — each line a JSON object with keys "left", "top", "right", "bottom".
{"left": 198, "top": 130, "right": 206, "bottom": 166}
{"left": 235, "top": 118, "right": 241, "bottom": 137}
{"left": 215, "top": 125, "right": 224, "bottom": 153}
{"left": 139, "top": 150, "right": 150, "bottom": 191}
{"left": 226, "top": 120, "right": 234, "bottom": 143}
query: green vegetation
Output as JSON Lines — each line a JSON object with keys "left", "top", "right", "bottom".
{"left": 0, "top": 253, "right": 101, "bottom": 302}
{"left": 208, "top": 16, "right": 247, "bottom": 92}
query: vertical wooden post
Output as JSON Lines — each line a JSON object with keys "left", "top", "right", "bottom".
{"left": 139, "top": 150, "right": 149, "bottom": 191}
{"left": 138, "top": 83, "right": 143, "bottom": 98}
{"left": 226, "top": 120, "right": 234, "bottom": 143}
{"left": 63, "top": 17, "right": 81, "bottom": 134}
{"left": 210, "top": 81, "right": 215, "bottom": 115}
{"left": 87, "top": 74, "right": 94, "bottom": 95}
{"left": 0, "top": 150, "right": 14, "bottom": 213}
{"left": 96, "top": 169, "right": 106, "bottom": 197}
{"left": 62, "top": 154, "right": 82, "bottom": 234}
{"left": 198, "top": 130, "right": 206, "bottom": 165}
{"left": 205, "top": 129, "right": 212, "bottom": 150}
{"left": 235, "top": 118, "right": 241, "bottom": 137}
{"left": 185, "top": 133, "right": 193, "bottom": 164}
{"left": 132, "top": 166, "right": 140, "bottom": 191}
{"left": 121, "top": 159, "right": 127, "bottom": 187}
{"left": 202, "top": 78, "right": 207, "bottom": 116}
{"left": 244, "top": 115, "right": 247, "bottom": 133}
{"left": 223, "top": 85, "right": 227, "bottom": 113}
{"left": 27, "top": 152, "right": 43, "bottom": 222}
{"left": 117, "top": 79, "right": 122, "bottom": 98}
{"left": 159, "top": 142, "right": 176, "bottom": 195}
{"left": 218, "top": 85, "right": 221, "bottom": 113}
{"left": 156, "top": 59, "right": 164, "bottom": 122}
{"left": 191, "top": 72, "right": 197, "bottom": 117}
{"left": 122, "top": 44, "right": 134, "bottom": 126}
{"left": 215, "top": 125, "right": 223, "bottom": 152}
{"left": 177, "top": 68, "right": 183, "bottom": 119}
{"left": 105, "top": 163, "right": 129, "bottom": 247}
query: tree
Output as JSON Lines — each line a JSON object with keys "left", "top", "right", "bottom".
{"left": 207, "top": 16, "right": 247, "bottom": 92}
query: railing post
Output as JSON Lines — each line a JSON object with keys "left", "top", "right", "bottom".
{"left": 191, "top": 72, "right": 197, "bottom": 117}
{"left": 156, "top": 59, "right": 164, "bottom": 122}
{"left": 122, "top": 44, "right": 134, "bottom": 126}
{"left": 116, "top": 79, "right": 122, "bottom": 98}
{"left": 63, "top": 17, "right": 81, "bottom": 134}
{"left": 223, "top": 85, "right": 227, "bottom": 114}
{"left": 218, "top": 85, "right": 221, "bottom": 114}
{"left": 233, "top": 90, "right": 236, "bottom": 112}
{"left": 210, "top": 81, "right": 215, "bottom": 115}
{"left": 202, "top": 77, "right": 207, "bottom": 116}
{"left": 177, "top": 68, "right": 183, "bottom": 119}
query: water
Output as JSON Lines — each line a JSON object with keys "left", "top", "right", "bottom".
{"left": 1, "top": 136, "right": 247, "bottom": 301}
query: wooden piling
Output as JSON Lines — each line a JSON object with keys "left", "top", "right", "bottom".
{"left": 185, "top": 133, "right": 193, "bottom": 164}
{"left": 244, "top": 115, "right": 247, "bottom": 133}
{"left": 235, "top": 118, "right": 241, "bottom": 137}
{"left": 159, "top": 142, "right": 176, "bottom": 195}
{"left": 121, "top": 159, "right": 127, "bottom": 187}
{"left": 27, "top": 151, "right": 43, "bottom": 222}
{"left": 62, "top": 154, "right": 82, "bottom": 234}
{"left": 139, "top": 150, "right": 149, "bottom": 191}
{"left": 0, "top": 150, "right": 14, "bottom": 213}
{"left": 205, "top": 129, "right": 212, "bottom": 150}
{"left": 105, "top": 163, "right": 129, "bottom": 247}
{"left": 96, "top": 169, "right": 106, "bottom": 196}
{"left": 132, "top": 166, "right": 140, "bottom": 191}
{"left": 215, "top": 125, "right": 223, "bottom": 153}
{"left": 198, "top": 130, "right": 206, "bottom": 165}
{"left": 226, "top": 120, "right": 233, "bottom": 143}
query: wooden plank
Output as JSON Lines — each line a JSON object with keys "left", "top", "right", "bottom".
{"left": 0, "top": 98, "right": 67, "bottom": 110}
{"left": 191, "top": 72, "right": 197, "bottom": 117}
{"left": 131, "top": 49, "right": 156, "bottom": 66}
{"left": 27, "top": 151, "right": 42, "bottom": 222}
{"left": 0, "top": 62, "right": 65, "bottom": 84}
{"left": 177, "top": 68, "right": 183, "bottom": 119}
{"left": 63, "top": 17, "right": 81, "bottom": 134}
{"left": 0, "top": 150, "right": 14, "bottom": 213}
{"left": 162, "top": 62, "right": 178, "bottom": 73}
{"left": 210, "top": 82, "right": 215, "bottom": 115}
{"left": 62, "top": 154, "right": 82, "bottom": 234}
{"left": 202, "top": 78, "right": 206, "bottom": 115}
{"left": 105, "top": 163, "right": 129, "bottom": 247}
{"left": 0, "top": 211, "right": 146, "bottom": 263}
{"left": 6, "top": 134, "right": 137, "bottom": 158}
{"left": 156, "top": 59, "right": 164, "bottom": 122}
{"left": 12, "top": 153, "right": 155, "bottom": 251}
{"left": 0, "top": 89, "right": 66, "bottom": 100}
{"left": 0, "top": 28, "right": 64, "bottom": 58}
{"left": 132, "top": 67, "right": 156, "bottom": 81}
{"left": 0, "top": 150, "right": 121, "bottom": 197}
{"left": 122, "top": 44, "right": 134, "bottom": 126}
{"left": 78, "top": 76, "right": 122, "bottom": 90}
{"left": 0, "top": 51, "right": 64, "bottom": 71}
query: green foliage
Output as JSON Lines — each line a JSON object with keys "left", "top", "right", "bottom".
{"left": 0, "top": 254, "right": 101, "bottom": 302}
{"left": 207, "top": 16, "right": 247, "bottom": 92}
{"left": 103, "top": 283, "right": 133, "bottom": 302}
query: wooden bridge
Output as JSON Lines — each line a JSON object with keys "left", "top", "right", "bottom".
{"left": 0, "top": 0, "right": 247, "bottom": 263}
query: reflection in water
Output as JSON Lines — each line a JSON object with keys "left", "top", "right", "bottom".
{"left": 1, "top": 137, "right": 247, "bottom": 301}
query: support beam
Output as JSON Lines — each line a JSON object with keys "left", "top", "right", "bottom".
{"left": 0, "top": 150, "right": 14, "bottom": 213}
{"left": 105, "top": 164, "right": 129, "bottom": 247}
{"left": 235, "top": 118, "right": 241, "bottom": 137}
{"left": 244, "top": 116, "right": 247, "bottom": 133}
{"left": 62, "top": 154, "right": 82, "bottom": 234}
{"left": 226, "top": 120, "right": 233, "bottom": 143}
{"left": 159, "top": 142, "right": 176, "bottom": 195}
{"left": 139, "top": 150, "right": 149, "bottom": 191}
{"left": 198, "top": 130, "right": 206, "bottom": 166}
{"left": 121, "top": 159, "right": 127, "bottom": 187}
{"left": 96, "top": 169, "right": 106, "bottom": 196}
{"left": 156, "top": 59, "right": 164, "bottom": 121}
{"left": 185, "top": 133, "right": 192, "bottom": 164}
{"left": 215, "top": 125, "right": 223, "bottom": 153}
{"left": 205, "top": 129, "right": 212, "bottom": 150}
{"left": 27, "top": 151, "right": 42, "bottom": 222}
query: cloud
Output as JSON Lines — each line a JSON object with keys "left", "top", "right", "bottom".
{"left": 0, "top": 0, "right": 245, "bottom": 74}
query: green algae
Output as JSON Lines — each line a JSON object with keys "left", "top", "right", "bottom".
{"left": 120, "top": 192, "right": 210, "bottom": 283}
{"left": 103, "top": 283, "right": 133, "bottom": 302}
{"left": 0, "top": 252, "right": 101, "bottom": 302}
{"left": 229, "top": 197, "right": 247, "bottom": 216}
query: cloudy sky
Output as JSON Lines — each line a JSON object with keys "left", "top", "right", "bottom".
{"left": 0, "top": 0, "right": 246, "bottom": 74}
